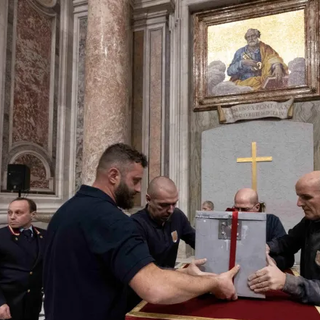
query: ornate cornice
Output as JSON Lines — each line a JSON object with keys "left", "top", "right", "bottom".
{"left": 27, "top": 0, "right": 58, "bottom": 16}
{"left": 34, "top": 0, "right": 57, "bottom": 8}
{"left": 73, "top": 0, "right": 88, "bottom": 7}
{"left": 132, "top": 0, "right": 175, "bottom": 24}
{"left": 132, "top": 0, "right": 175, "bottom": 14}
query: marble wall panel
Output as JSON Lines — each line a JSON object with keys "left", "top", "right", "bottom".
{"left": 51, "top": 3, "right": 60, "bottom": 182}
{"left": 1, "top": 0, "right": 60, "bottom": 192}
{"left": 12, "top": 0, "right": 52, "bottom": 148}
{"left": 1, "top": 0, "right": 59, "bottom": 194}
{"left": 75, "top": 17, "right": 87, "bottom": 189}
{"left": 132, "top": 30, "right": 144, "bottom": 154}
{"left": 149, "top": 29, "right": 163, "bottom": 181}
{"left": 1, "top": 1, "right": 14, "bottom": 187}
{"left": 189, "top": 102, "right": 320, "bottom": 226}
{"left": 293, "top": 102, "right": 320, "bottom": 170}
{"left": 14, "top": 154, "right": 49, "bottom": 189}
{"left": 132, "top": 30, "right": 144, "bottom": 207}
{"left": 0, "top": 0, "right": 74, "bottom": 215}
{"left": 189, "top": 110, "right": 220, "bottom": 229}
{"left": 163, "top": 29, "right": 170, "bottom": 177}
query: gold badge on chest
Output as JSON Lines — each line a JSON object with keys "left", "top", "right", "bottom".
{"left": 315, "top": 250, "right": 320, "bottom": 266}
{"left": 171, "top": 230, "right": 178, "bottom": 243}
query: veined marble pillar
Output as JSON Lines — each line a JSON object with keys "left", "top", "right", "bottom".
{"left": 131, "top": 0, "right": 174, "bottom": 206}
{"left": 82, "top": 0, "right": 131, "bottom": 185}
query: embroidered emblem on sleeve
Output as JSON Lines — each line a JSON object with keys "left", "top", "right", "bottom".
{"left": 315, "top": 250, "right": 320, "bottom": 266}
{"left": 171, "top": 230, "right": 178, "bottom": 243}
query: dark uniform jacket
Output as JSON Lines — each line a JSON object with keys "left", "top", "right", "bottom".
{"left": 268, "top": 218, "right": 320, "bottom": 305}
{"left": 266, "top": 214, "right": 294, "bottom": 270}
{"left": 131, "top": 207, "right": 195, "bottom": 268}
{"left": 0, "top": 225, "right": 46, "bottom": 320}
{"left": 126, "top": 207, "right": 195, "bottom": 312}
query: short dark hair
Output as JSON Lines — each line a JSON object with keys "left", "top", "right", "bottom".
{"left": 97, "top": 143, "right": 148, "bottom": 174}
{"left": 10, "top": 197, "right": 37, "bottom": 212}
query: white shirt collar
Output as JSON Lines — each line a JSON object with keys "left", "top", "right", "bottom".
{"left": 20, "top": 226, "right": 33, "bottom": 236}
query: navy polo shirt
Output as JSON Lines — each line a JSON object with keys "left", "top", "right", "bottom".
{"left": 266, "top": 213, "right": 286, "bottom": 242}
{"left": 43, "top": 185, "right": 154, "bottom": 320}
{"left": 266, "top": 213, "right": 294, "bottom": 270}
{"left": 130, "top": 207, "right": 195, "bottom": 268}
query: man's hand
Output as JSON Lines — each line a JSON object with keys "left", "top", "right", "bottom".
{"left": 272, "top": 64, "right": 284, "bottom": 82}
{"left": 212, "top": 265, "right": 240, "bottom": 300}
{"left": 177, "top": 258, "right": 217, "bottom": 276}
{"left": 0, "top": 304, "right": 11, "bottom": 319}
{"left": 266, "top": 244, "right": 270, "bottom": 254}
{"left": 241, "top": 59, "right": 259, "bottom": 68}
{"left": 248, "top": 255, "right": 286, "bottom": 293}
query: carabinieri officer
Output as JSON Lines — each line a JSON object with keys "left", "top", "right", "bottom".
{"left": 0, "top": 197, "right": 46, "bottom": 320}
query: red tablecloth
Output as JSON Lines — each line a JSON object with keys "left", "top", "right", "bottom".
{"left": 126, "top": 291, "right": 320, "bottom": 320}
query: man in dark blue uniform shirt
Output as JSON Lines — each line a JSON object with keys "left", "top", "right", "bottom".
{"left": 131, "top": 176, "right": 195, "bottom": 268}
{"left": 43, "top": 143, "right": 240, "bottom": 320}
{"left": 0, "top": 198, "right": 46, "bottom": 320}
{"left": 127, "top": 176, "right": 196, "bottom": 310}
{"left": 233, "top": 188, "right": 294, "bottom": 270}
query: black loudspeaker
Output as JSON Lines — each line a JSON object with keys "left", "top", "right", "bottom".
{"left": 7, "top": 164, "right": 30, "bottom": 191}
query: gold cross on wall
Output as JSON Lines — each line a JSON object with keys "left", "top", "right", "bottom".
{"left": 237, "top": 142, "right": 273, "bottom": 191}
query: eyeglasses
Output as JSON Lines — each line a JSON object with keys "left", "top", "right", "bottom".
{"left": 233, "top": 204, "right": 258, "bottom": 212}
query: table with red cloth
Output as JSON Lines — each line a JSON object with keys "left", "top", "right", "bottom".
{"left": 126, "top": 291, "right": 320, "bottom": 320}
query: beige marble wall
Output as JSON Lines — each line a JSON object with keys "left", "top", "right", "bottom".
{"left": 132, "top": 31, "right": 144, "bottom": 155}
{"left": 189, "top": 110, "right": 220, "bottom": 223}
{"left": 132, "top": 30, "right": 144, "bottom": 207}
{"left": 82, "top": 0, "right": 132, "bottom": 185}
{"left": 293, "top": 102, "right": 320, "bottom": 170}
{"left": 74, "top": 16, "right": 87, "bottom": 190}
{"left": 149, "top": 28, "right": 163, "bottom": 181}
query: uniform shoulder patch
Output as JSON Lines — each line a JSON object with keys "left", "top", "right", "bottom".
{"left": 171, "top": 230, "right": 178, "bottom": 243}
{"left": 315, "top": 250, "right": 320, "bottom": 266}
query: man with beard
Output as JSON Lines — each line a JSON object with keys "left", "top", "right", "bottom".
{"left": 43, "top": 143, "right": 240, "bottom": 320}
{"left": 248, "top": 171, "right": 320, "bottom": 305}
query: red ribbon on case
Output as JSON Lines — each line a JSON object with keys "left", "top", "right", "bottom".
{"left": 229, "top": 211, "right": 238, "bottom": 270}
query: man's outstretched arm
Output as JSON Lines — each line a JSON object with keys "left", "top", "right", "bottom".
{"left": 130, "top": 262, "right": 240, "bottom": 305}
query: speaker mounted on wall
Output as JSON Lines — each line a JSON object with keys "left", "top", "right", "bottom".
{"left": 7, "top": 164, "right": 31, "bottom": 191}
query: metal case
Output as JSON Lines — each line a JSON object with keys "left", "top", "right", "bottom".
{"left": 195, "top": 211, "right": 266, "bottom": 298}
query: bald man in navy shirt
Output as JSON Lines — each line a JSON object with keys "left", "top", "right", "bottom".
{"left": 233, "top": 188, "right": 294, "bottom": 270}
{"left": 131, "top": 176, "right": 195, "bottom": 269}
